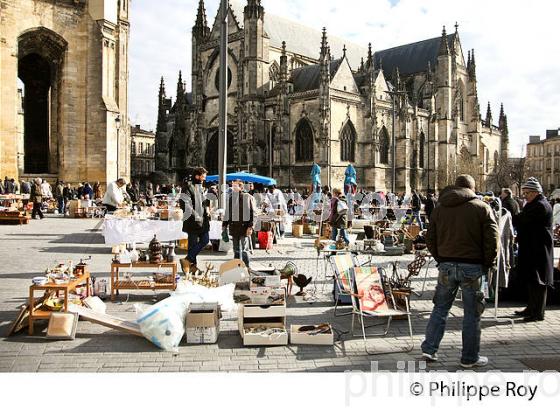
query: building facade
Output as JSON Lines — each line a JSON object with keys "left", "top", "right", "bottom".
{"left": 526, "top": 129, "right": 560, "bottom": 192}
{"left": 130, "top": 125, "right": 156, "bottom": 181}
{"left": 0, "top": 0, "right": 130, "bottom": 185}
{"left": 155, "top": 0, "right": 508, "bottom": 193}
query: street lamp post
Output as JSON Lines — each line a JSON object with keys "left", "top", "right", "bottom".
{"left": 115, "top": 114, "right": 121, "bottom": 178}
{"left": 218, "top": 0, "right": 228, "bottom": 207}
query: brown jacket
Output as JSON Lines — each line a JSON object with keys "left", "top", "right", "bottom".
{"left": 425, "top": 186, "right": 499, "bottom": 268}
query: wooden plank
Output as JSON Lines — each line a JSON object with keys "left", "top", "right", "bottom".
{"left": 6, "top": 294, "right": 49, "bottom": 336}
{"left": 67, "top": 304, "right": 143, "bottom": 337}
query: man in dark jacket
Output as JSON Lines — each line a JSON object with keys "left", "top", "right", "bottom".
{"left": 223, "top": 180, "right": 257, "bottom": 267}
{"left": 424, "top": 192, "right": 437, "bottom": 221}
{"left": 500, "top": 188, "right": 520, "bottom": 216}
{"left": 422, "top": 175, "right": 499, "bottom": 368}
{"left": 512, "top": 177, "right": 554, "bottom": 322}
{"left": 30, "top": 178, "right": 44, "bottom": 220}
{"left": 409, "top": 190, "right": 423, "bottom": 229}
{"left": 179, "top": 167, "right": 210, "bottom": 274}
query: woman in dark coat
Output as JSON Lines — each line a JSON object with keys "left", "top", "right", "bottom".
{"left": 512, "top": 177, "right": 554, "bottom": 322}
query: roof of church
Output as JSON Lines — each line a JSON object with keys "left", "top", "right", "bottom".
{"left": 290, "top": 58, "right": 343, "bottom": 92}
{"left": 374, "top": 34, "right": 457, "bottom": 77}
{"left": 228, "top": 1, "right": 367, "bottom": 69}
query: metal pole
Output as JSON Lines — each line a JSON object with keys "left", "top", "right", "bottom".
{"left": 427, "top": 113, "right": 431, "bottom": 193}
{"left": 391, "top": 94, "right": 396, "bottom": 194}
{"left": 269, "top": 121, "right": 273, "bottom": 178}
{"left": 218, "top": 0, "right": 228, "bottom": 207}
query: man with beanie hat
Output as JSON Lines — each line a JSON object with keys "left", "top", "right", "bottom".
{"left": 512, "top": 177, "right": 554, "bottom": 322}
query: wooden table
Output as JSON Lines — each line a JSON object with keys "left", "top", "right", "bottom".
{"left": 110, "top": 261, "right": 177, "bottom": 301}
{"left": 28, "top": 271, "right": 91, "bottom": 335}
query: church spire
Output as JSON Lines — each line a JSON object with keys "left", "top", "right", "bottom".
{"left": 193, "top": 0, "right": 209, "bottom": 38}
{"left": 279, "top": 41, "right": 288, "bottom": 83}
{"left": 176, "top": 71, "right": 184, "bottom": 108}
{"left": 468, "top": 49, "right": 477, "bottom": 80}
{"left": 194, "top": 0, "right": 208, "bottom": 29}
{"left": 485, "top": 102, "right": 492, "bottom": 127}
{"left": 438, "top": 26, "right": 449, "bottom": 56}
{"left": 366, "top": 42, "right": 373, "bottom": 69}
{"left": 320, "top": 27, "right": 330, "bottom": 61}
{"left": 499, "top": 103, "right": 508, "bottom": 133}
{"left": 157, "top": 77, "right": 167, "bottom": 133}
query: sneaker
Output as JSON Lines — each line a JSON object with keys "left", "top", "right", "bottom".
{"left": 460, "top": 356, "right": 488, "bottom": 368}
{"left": 422, "top": 352, "right": 438, "bottom": 362}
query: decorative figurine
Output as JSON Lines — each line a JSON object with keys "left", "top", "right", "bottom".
{"left": 148, "top": 235, "right": 162, "bottom": 263}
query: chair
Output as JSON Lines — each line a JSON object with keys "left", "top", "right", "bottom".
{"left": 329, "top": 253, "right": 354, "bottom": 317}
{"left": 330, "top": 254, "right": 414, "bottom": 355}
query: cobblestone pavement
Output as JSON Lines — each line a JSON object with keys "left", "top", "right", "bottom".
{"left": 0, "top": 217, "right": 559, "bottom": 373}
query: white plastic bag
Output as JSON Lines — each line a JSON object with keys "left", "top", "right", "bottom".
{"left": 135, "top": 294, "right": 191, "bottom": 352}
{"left": 218, "top": 238, "right": 233, "bottom": 253}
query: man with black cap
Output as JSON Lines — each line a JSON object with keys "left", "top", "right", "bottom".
{"left": 512, "top": 177, "right": 554, "bottom": 322}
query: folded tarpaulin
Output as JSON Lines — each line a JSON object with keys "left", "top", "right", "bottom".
{"left": 205, "top": 172, "right": 277, "bottom": 186}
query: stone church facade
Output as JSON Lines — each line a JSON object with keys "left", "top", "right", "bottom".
{"left": 156, "top": 0, "right": 509, "bottom": 193}
{"left": 0, "top": 0, "right": 130, "bottom": 185}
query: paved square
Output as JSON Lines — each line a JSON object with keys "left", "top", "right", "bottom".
{"left": 0, "top": 217, "right": 559, "bottom": 373}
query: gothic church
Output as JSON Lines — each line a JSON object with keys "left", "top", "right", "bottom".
{"left": 155, "top": 0, "right": 509, "bottom": 193}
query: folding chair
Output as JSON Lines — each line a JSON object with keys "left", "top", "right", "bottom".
{"left": 329, "top": 253, "right": 354, "bottom": 317}
{"left": 330, "top": 254, "right": 414, "bottom": 355}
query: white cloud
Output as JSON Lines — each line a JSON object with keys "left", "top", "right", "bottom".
{"left": 129, "top": 0, "right": 560, "bottom": 156}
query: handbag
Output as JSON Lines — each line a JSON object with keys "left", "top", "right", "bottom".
{"left": 218, "top": 238, "right": 233, "bottom": 253}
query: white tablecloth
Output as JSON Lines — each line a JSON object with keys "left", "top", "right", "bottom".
{"left": 102, "top": 218, "right": 188, "bottom": 245}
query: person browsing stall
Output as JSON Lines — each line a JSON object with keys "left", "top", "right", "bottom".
{"left": 102, "top": 178, "right": 126, "bottom": 212}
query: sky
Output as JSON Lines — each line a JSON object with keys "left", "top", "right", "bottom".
{"left": 128, "top": 0, "right": 560, "bottom": 157}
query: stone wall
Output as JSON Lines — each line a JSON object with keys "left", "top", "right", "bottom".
{"left": 0, "top": 0, "right": 129, "bottom": 186}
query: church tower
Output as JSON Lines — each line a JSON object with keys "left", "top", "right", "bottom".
{"left": 499, "top": 103, "right": 509, "bottom": 157}
{"left": 243, "top": 0, "right": 269, "bottom": 97}
{"left": 435, "top": 26, "right": 454, "bottom": 186}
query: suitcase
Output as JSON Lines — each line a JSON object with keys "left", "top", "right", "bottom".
{"left": 258, "top": 231, "right": 273, "bottom": 250}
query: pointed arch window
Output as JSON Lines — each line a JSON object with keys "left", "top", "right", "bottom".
{"left": 419, "top": 132, "right": 426, "bottom": 168}
{"left": 494, "top": 151, "right": 499, "bottom": 172}
{"left": 295, "top": 119, "right": 314, "bottom": 162}
{"left": 340, "top": 121, "right": 356, "bottom": 162}
{"left": 379, "top": 126, "right": 389, "bottom": 164}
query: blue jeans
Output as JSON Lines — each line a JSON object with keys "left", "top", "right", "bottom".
{"left": 421, "top": 262, "right": 485, "bottom": 364}
{"left": 331, "top": 227, "right": 350, "bottom": 245}
{"left": 232, "top": 235, "right": 250, "bottom": 267}
{"left": 409, "top": 210, "right": 423, "bottom": 229}
{"left": 187, "top": 231, "right": 209, "bottom": 265}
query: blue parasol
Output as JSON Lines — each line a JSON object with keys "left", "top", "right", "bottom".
{"left": 311, "top": 163, "right": 321, "bottom": 194}
{"left": 344, "top": 164, "right": 357, "bottom": 195}
{"left": 205, "top": 172, "right": 277, "bottom": 186}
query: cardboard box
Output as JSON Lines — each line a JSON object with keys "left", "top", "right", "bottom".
{"left": 238, "top": 316, "right": 288, "bottom": 346}
{"left": 290, "top": 324, "right": 334, "bottom": 345}
{"left": 185, "top": 303, "right": 220, "bottom": 344}
{"left": 242, "top": 303, "right": 286, "bottom": 319}
{"left": 234, "top": 283, "right": 285, "bottom": 305}
{"left": 250, "top": 274, "right": 281, "bottom": 288}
